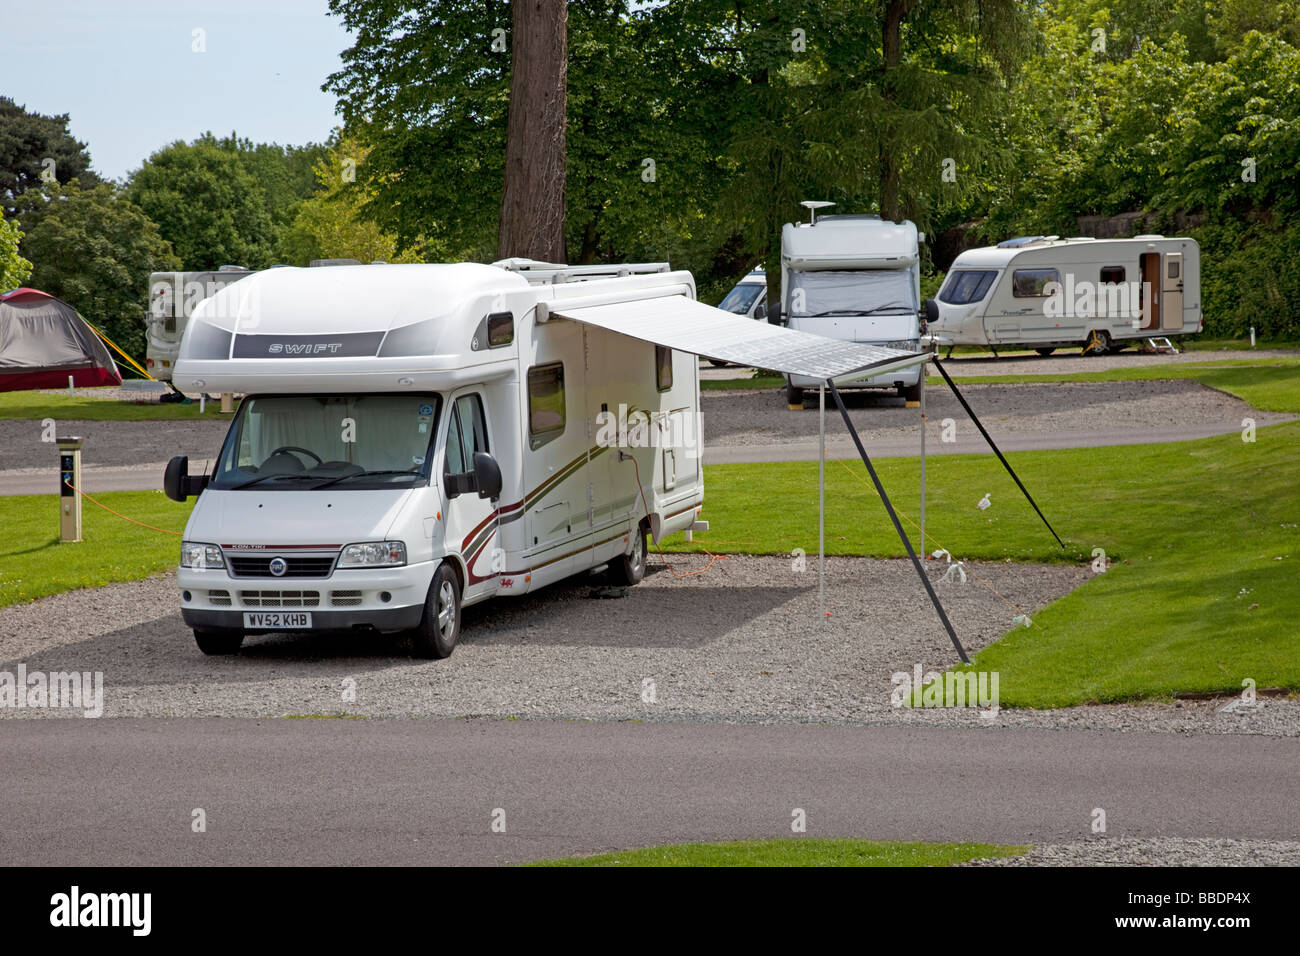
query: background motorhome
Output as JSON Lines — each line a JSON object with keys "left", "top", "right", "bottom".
{"left": 927, "top": 235, "right": 1201, "bottom": 356}
{"left": 778, "top": 209, "right": 924, "bottom": 406}
{"left": 145, "top": 266, "right": 254, "bottom": 382}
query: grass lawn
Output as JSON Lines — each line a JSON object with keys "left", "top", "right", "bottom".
{"left": 0, "top": 388, "right": 217, "bottom": 421}
{"left": 934, "top": 358, "right": 1300, "bottom": 413}
{"left": 700, "top": 372, "right": 784, "bottom": 391}
{"left": 528, "top": 838, "right": 1026, "bottom": 867}
{"left": 0, "top": 491, "right": 194, "bottom": 606}
{"left": 668, "top": 417, "right": 1300, "bottom": 707}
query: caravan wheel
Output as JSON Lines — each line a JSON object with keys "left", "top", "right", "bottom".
{"left": 608, "top": 524, "right": 648, "bottom": 586}
{"left": 1083, "top": 330, "right": 1111, "bottom": 355}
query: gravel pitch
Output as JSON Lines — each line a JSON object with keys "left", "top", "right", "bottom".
{"left": 936, "top": 347, "right": 1299, "bottom": 376}
{"left": 703, "top": 379, "right": 1293, "bottom": 447}
{"left": 2, "top": 557, "right": 1296, "bottom": 736}
{"left": 964, "top": 837, "right": 1300, "bottom": 867}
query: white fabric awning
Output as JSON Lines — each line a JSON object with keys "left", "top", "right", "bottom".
{"left": 549, "top": 294, "right": 929, "bottom": 382}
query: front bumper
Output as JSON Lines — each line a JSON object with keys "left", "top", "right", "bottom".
{"left": 789, "top": 364, "right": 922, "bottom": 389}
{"left": 177, "top": 561, "right": 434, "bottom": 633}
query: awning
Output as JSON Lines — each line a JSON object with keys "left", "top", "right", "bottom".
{"left": 548, "top": 294, "right": 928, "bottom": 383}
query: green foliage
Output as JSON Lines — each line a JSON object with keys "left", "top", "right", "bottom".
{"left": 280, "top": 134, "right": 425, "bottom": 264}
{"left": 14, "top": 181, "right": 179, "bottom": 356}
{"left": 126, "top": 140, "right": 277, "bottom": 270}
{"left": 0, "top": 96, "right": 99, "bottom": 216}
{"left": 0, "top": 215, "right": 32, "bottom": 290}
{"left": 531, "top": 838, "right": 1027, "bottom": 867}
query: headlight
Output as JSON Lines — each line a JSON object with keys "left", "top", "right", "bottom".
{"left": 181, "top": 541, "right": 225, "bottom": 569}
{"left": 338, "top": 541, "right": 407, "bottom": 568}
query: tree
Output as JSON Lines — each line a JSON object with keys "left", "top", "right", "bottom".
{"left": 280, "top": 135, "right": 425, "bottom": 264}
{"left": 15, "top": 181, "right": 180, "bottom": 357}
{"left": 0, "top": 216, "right": 32, "bottom": 290}
{"left": 0, "top": 97, "right": 99, "bottom": 216}
{"left": 126, "top": 141, "right": 276, "bottom": 270}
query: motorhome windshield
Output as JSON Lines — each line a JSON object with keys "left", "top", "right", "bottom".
{"left": 788, "top": 269, "right": 917, "bottom": 316}
{"left": 210, "top": 393, "right": 440, "bottom": 491}
{"left": 718, "top": 282, "right": 764, "bottom": 315}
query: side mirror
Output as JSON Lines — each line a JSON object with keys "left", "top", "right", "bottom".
{"left": 473, "top": 451, "right": 503, "bottom": 500}
{"left": 767, "top": 305, "right": 784, "bottom": 326}
{"left": 164, "top": 455, "right": 209, "bottom": 502}
{"left": 924, "top": 298, "right": 939, "bottom": 325}
{"left": 754, "top": 302, "right": 767, "bottom": 321}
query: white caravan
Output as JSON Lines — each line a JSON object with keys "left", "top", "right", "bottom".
{"left": 163, "top": 261, "right": 712, "bottom": 658}
{"left": 778, "top": 208, "right": 925, "bottom": 406}
{"left": 926, "top": 235, "right": 1201, "bottom": 355}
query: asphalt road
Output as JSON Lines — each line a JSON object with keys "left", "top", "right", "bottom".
{"left": 2, "top": 718, "right": 1295, "bottom": 866}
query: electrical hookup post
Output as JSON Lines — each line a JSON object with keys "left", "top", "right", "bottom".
{"left": 57, "top": 436, "right": 84, "bottom": 543}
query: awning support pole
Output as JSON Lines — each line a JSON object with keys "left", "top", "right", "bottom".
{"left": 931, "top": 357, "right": 1065, "bottom": 549}
{"left": 818, "top": 384, "right": 825, "bottom": 627}
{"left": 919, "top": 365, "right": 926, "bottom": 554}
{"left": 827, "top": 378, "right": 970, "bottom": 664}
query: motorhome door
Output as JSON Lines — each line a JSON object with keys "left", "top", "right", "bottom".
{"left": 1140, "top": 253, "right": 1162, "bottom": 330}
{"left": 442, "top": 390, "right": 499, "bottom": 601}
{"left": 1162, "top": 252, "right": 1184, "bottom": 331}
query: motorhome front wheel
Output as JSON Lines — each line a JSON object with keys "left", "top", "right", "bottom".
{"left": 411, "top": 563, "right": 461, "bottom": 659}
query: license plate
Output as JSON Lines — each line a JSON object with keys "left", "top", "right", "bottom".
{"left": 243, "top": 611, "right": 312, "bottom": 629}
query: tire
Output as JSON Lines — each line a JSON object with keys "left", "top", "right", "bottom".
{"left": 607, "top": 523, "right": 648, "bottom": 586}
{"left": 786, "top": 383, "right": 805, "bottom": 407}
{"left": 1035, "top": 347, "right": 1056, "bottom": 356}
{"left": 411, "top": 563, "right": 462, "bottom": 659}
{"left": 898, "top": 382, "right": 922, "bottom": 403}
{"left": 193, "top": 628, "right": 244, "bottom": 655}
{"left": 1083, "top": 330, "right": 1111, "bottom": 355}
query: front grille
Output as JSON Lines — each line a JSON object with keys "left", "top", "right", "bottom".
{"left": 330, "top": 590, "right": 363, "bottom": 607}
{"left": 240, "top": 590, "right": 321, "bottom": 608}
{"left": 227, "top": 554, "right": 337, "bottom": 578}
{"left": 208, "top": 589, "right": 232, "bottom": 607}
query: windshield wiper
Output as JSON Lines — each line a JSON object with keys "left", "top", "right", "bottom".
{"left": 804, "top": 306, "right": 911, "bottom": 317}
{"left": 231, "top": 473, "right": 327, "bottom": 490}
{"left": 310, "top": 469, "right": 420, "bottom": 489}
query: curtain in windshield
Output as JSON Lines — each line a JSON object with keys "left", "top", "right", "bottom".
{"left": 220, "top": 394, "right": 438, "bottom": 481}
{"left": 787, "top": 270, "right": 917, "bottom": 316}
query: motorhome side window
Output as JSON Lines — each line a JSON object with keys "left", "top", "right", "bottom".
{"left": 655, "top": 345, "right": 672, "bottom": 391}
{"left": 1011, "top": 269, "right": 1060, "bottom": 297}
{"left": 1100, "top": 266, "right": 1125, "bottom": 284}
{"left": 445, "top": 394, "right": 488, "bottom": 477}
{"left": 528, "top": 363, "right": 565, "bottom": 449}
{"left": 938, "top": 270, "right": 997, "bottom": 305}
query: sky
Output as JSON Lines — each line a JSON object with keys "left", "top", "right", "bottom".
{"left": 1, "top": 0, "right": 353, "bottom": 181}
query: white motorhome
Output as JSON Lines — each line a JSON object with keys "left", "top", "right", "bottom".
{"left": 926, "top": 235, "right": 1201, "bottom": 355}
{"left": 778, "top": 207, "right": 925, "bottom": 406}
{"left": 162, "top": 261, "right": 711, "bottom": 658}
{"left": 145, "top": 267, "right": 254, "bottom": 383}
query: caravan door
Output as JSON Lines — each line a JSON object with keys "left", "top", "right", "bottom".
{"left": 1162, "top": 253, "right": 1184, "bottom": 331}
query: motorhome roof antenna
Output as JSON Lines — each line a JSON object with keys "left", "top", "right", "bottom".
{"left": 800, "top": 200, "right": 836, "bottom": 225}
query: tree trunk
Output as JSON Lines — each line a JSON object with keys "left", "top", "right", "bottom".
{"left": 878, "top": 0, "right": 916, "bottom": 222}
{"left": 497, "top": 0, "right": 568, "bottom": 262}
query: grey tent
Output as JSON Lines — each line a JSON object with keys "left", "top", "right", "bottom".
{"left": 0, "top": 287, "right": 121, "bottom": 390}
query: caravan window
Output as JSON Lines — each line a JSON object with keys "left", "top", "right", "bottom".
{"left": 655, "top": 345, "right": 673, "bottom": 392}
{"left": 1100, "top": 266, "right": 1125, "bottom": 284}
{"left": 938, "top": 270, "right": 997, "bottom": 305}
{"left": 528, "top": 363, "right": 565, "bottom": 449}
{"left": 1011, "top": 268, "right": 1060, "bottom": 297}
